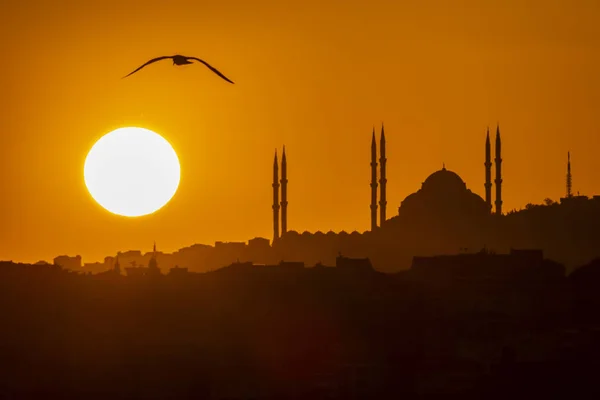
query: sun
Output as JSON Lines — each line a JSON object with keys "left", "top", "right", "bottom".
{"left": 84, "top": 127, "right": 181, "bottom": 217}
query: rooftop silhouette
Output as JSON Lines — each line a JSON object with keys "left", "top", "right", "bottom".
{"left": 2, "top": 250, "right": 600, "bottom": 398}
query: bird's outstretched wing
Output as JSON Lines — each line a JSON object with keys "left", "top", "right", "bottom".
{"left": 122, "top": 56, "right": 173, "bottom": 79}
{"left": 188, "top": 57, "right": 235, "bottom": 84}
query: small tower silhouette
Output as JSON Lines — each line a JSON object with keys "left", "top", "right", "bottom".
{"left": 379, "top": 124, "right": 387, "bottom": 225}
{"left": 272, "top": 150, "right": 280, "bottom": 241}
{"left": 114, "top": 253, "right": 121, "bottom": 275}
{"left": 494, "top": 124, "right": 503, "bottom": 215}
{"left": 484, "top": 127, "right": 492, "bottom": 212}
{"left": 566, "top": 151, "right": 573, "bottom": 198}
{"left": 148, "top": 241, "right": 158, "bottom": 270}
{"left": 280, "top": 146, "right": 288, "bottom": 235}
{"left": 370, "top": 128, "right": 378, "bottom": 230}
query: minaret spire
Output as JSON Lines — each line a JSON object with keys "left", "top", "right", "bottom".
{"left": 272, "top": 149, "right": 280, "bottom": 242}
{"left": 494, "top": 124, "right": 503, "bottom": 215}
{"left": 566, "top": 151, "right": 572, "bottom": 198}
{"left": 148, "top": 242, "right": 159, "bottom": 271}
{"left": 370, "top": 127, "right": 378, "bottom": 231}
{"left": 280, "top": 146, "right": 288, "bottom": 235}
{"left": 484, "top": 127, "right": 492, "bottom": 212}
{"left": 379, "top": 123, "right": 387, "bottom": 225}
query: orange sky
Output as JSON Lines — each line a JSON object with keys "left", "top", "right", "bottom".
{"left": 1, "top": 0, "right": 599, "bottom": 263}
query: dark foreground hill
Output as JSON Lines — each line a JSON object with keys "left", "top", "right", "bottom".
{"left": 1, "top": 259, "right": 600, "bottom": 399}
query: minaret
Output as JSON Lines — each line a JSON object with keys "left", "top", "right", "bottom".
{"left": 379, "top": 123, "right": 387, "bottom": 225}
{"left": 494, "top": 125, "right": 503, "bottom": 215}
{"left": 280, "top": 146, "right": 288, "bottom": 235}
{"left": 370, "top": 128, "right": 378, "bottom": 230}
{"left": 272, "top": 150, "right": 280, "bottom": 241}
{"left": 148, "top": 241, "right": 158, "bottom": 270}
{"left": 484, "top": 127, "right": 492, "bottom": 211}
{"left": 566, "top": 151, "right": 572, "bottom": 198}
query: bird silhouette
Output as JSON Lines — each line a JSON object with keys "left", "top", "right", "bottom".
{"left": 123, "top": 55, "right": 234, "bottom": 83}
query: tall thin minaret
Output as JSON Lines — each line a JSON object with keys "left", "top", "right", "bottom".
{"left": 566, "top": 151, "right": 573, "bottom": 198}
{"left": 379, "top": 123, "right": 387, "bottom": 225}
{"left": 494, "top": 124, "right": 503, "bottom": 215}
{"left": 280, "top": 146, "right": 288, "bottom": 235}
{"left": 484, "top": 127, "right": 492, "bottom": 211}
{"left": 370, "top": 128, "right": 378, "bottom": 231}
{"left": 272, "top": 150, "right": 280, "bottom": 241}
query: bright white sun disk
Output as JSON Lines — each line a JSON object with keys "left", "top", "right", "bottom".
{"left": 84, "top": 127, "right": 181, "bottom": 217}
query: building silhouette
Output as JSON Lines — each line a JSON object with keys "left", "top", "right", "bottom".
{"left": 495, "top": 125, "right": 503, "bottom": 215}
{"left": 370, "top": 128, "right": 378, "bottom": 230}
{"left": 379, "top": 124, "right": 387, "bottom": 226}
{"left": 485, "top": 127, "right": 492, "bottom": 211}
{"left": 272, "top": 147, "right": 289, "bottom": 242}
{"left": 374, "top": 123, "right": 502, "bottom": 229}
{"left": 114, "top": 254, "right": 121, "bottom": 275}
{"left": 370, "top": 124, "right": 387, "bottom": 229}
{"left": 280, "top": 146, "right": 288, "bottom": 235}
{"left": 394, "top": 164, "right": 491, "bottom": 228}
{"left": 148, "top": 241, "right": 160, "bottom": 274}
{"left": 53, "top": 255, "right": 82, "bottom": 270}
{"left": 122, "top": 243, "right": 161, "bottom": 277}
{"left": 268, "top": 123, "right": 504, "bottom": 244}
{"left": 410, "top": 248, "right": 564, "bottom": 283}
{"left": 272, "top": 150, "right": 280, "bottom": 242}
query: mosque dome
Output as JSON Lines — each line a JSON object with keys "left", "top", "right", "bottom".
{"left": 422, "top": 167, "right": 467, "bottom": 193}
{"left": 396, "top": 166, "right": 490, "bottom": 221}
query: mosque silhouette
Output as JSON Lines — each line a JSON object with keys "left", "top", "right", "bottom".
{"left": 272, "top": 124, "right": 504, "bottom": 241}
{"left": 268, "top": 124, "right": 599, "bottom": 271}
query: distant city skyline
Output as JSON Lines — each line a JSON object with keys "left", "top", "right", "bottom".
{"left": 3, "top": 121, "right": 592, "bottom": 265}
{"left": 47, "top": 131, "right": 596, "bottom": 272}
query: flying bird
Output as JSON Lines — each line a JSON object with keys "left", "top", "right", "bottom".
{"left": 122, "top": 54, "right": 234, "bottom": 83}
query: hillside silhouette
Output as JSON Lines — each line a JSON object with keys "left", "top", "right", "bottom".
{"left": 2, "top": 251, "right": 600, "bottom": 398}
